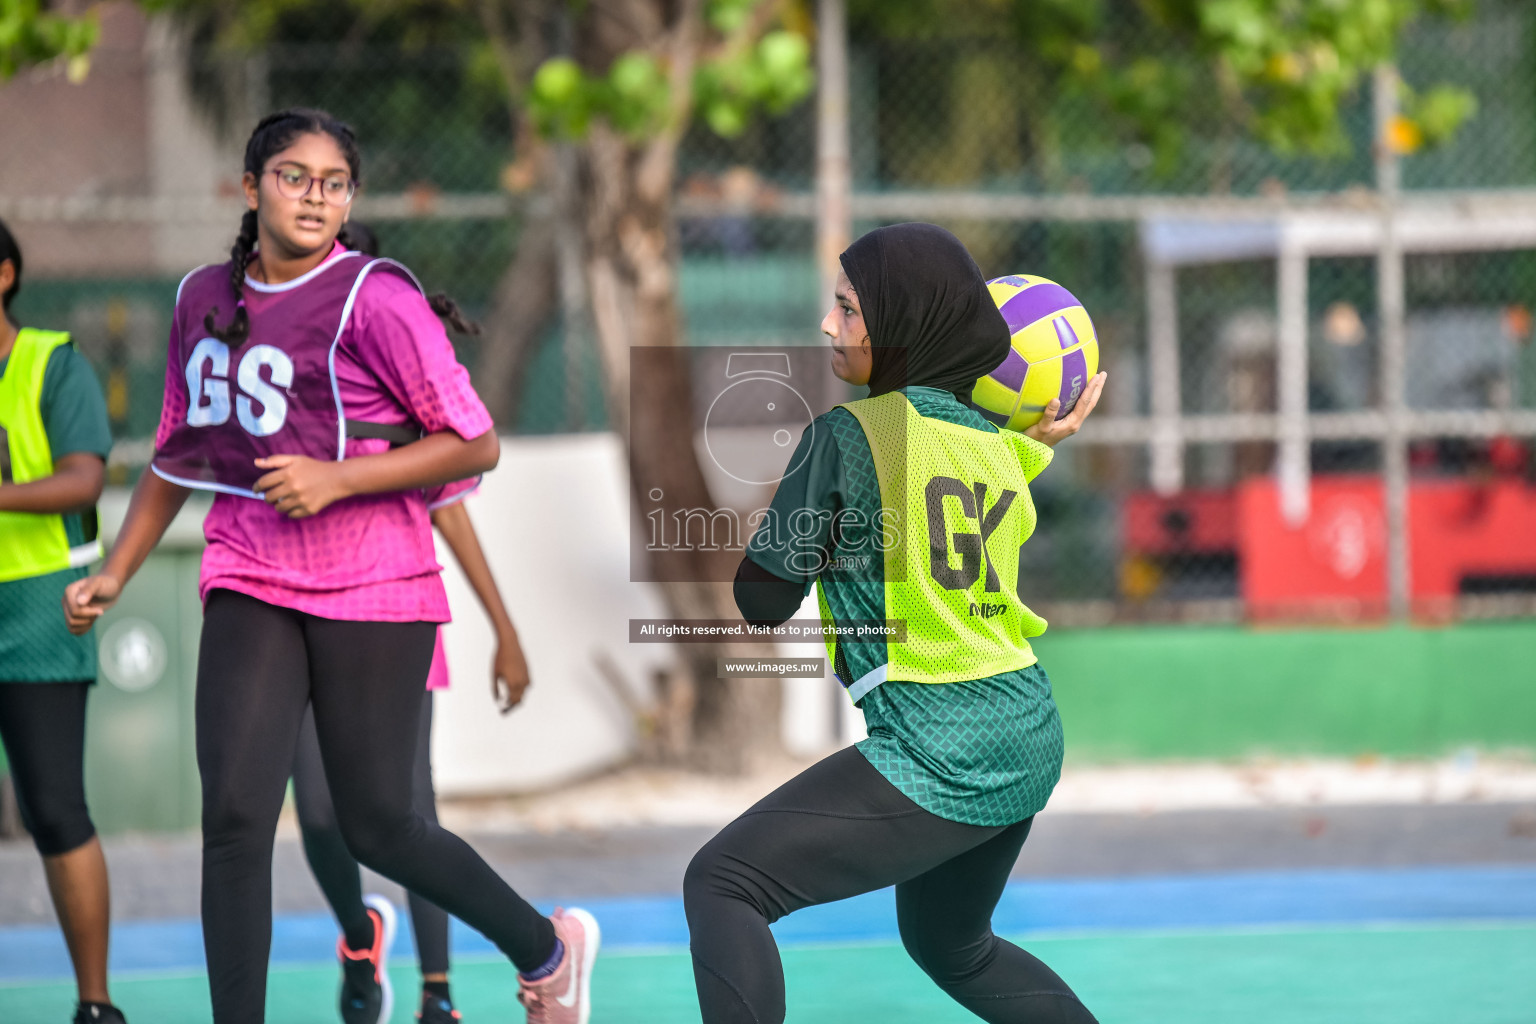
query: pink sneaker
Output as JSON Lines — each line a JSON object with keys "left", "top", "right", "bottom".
{"left": 516, "top": 907, "right": 601, "bottom": 1024}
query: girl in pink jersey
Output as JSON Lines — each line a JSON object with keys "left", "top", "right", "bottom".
{"left": 63, "top": 109, "right": 598, "bottom": 1024}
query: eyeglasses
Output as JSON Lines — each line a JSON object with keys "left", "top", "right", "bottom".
{"left": 267, "top": 166, "right": 356, "bottom": 206}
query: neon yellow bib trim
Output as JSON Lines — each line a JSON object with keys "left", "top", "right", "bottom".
{"left": 0, "top": 328, "right": 102, "bottom": 583}
{"left": 817, "top": 391, "right": 1051, "bottom": 700}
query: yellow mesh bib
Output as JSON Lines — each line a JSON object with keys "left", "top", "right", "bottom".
{"left": 0, "top": 329, "right": 101, "bottom": 583}
{"left": 818, "top": 391, "right": 1051, "bottom": 700}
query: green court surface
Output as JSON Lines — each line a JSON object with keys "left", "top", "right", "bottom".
{"left": 4, "top": 923, "right": 1533, "bottom": 1023}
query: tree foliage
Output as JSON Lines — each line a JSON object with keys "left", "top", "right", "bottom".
{"left": 850, "top": 0, "right": 1479, "bottom": 186}
{"left": 0, "top": 0, "right": 100, "bottom": 81}
{"left": 526, "top": 0, "right": 813, "bottom": 141}
{"left": 140, "top": 0, "right": 814, "bottom": 148}
{"left": 1157, "top": 0, "right": 1476, "bottom": 154}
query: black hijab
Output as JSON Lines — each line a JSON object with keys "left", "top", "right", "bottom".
{"left": 838, "top": 222, "right": 1010, "bottom": 400}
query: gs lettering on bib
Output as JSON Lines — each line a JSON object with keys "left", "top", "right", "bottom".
{"left": 152, "top": 253, "right": 423, "bottom": 497}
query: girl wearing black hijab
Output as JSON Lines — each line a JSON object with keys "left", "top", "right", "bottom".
{"left": 684, "top": 223, "right": 1106, "bottom": 1024}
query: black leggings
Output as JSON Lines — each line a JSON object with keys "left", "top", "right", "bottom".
{"left": 0, "top": 680, "right": 96, "bottom": 856}
{"left": 684, "top": 747, "right": 1097, "bottom": 1024}
{"left": 197, "top": 590, "right": 554, "bottom": 1022}
{"left": 292, "top": 691, "right": 450, "bottom": 975}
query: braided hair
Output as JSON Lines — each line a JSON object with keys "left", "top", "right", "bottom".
{"left": 337, "top": 221, "right": 379, "bottom": 257}
{"left": 0, "top": 216, "right": 23, "bottom": 312}
{"left": 206, "top": 108, "right": 361, "bottom": 345}
{"left": 337, "top": 221, "right": 481, "bottom": 337}
{"left": 426, "top": 293, "right": 481, "bottom": 336}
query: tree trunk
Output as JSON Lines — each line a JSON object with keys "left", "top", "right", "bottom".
{"left": 474, "top": 207, "right": 558, "bottom": 426}
{"left": 473, "top": 0, "right": 561, "bottom": 426}
{"left": 578, "top": 119, "right": 783, "bottom": 772}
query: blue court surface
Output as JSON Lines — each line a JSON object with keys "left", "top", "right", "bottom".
{"left": 3, "top": 865, "right": 1534, "bottom": 1022}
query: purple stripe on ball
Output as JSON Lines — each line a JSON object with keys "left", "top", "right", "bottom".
{"left": 992, "top": 274, "right": 1029, "bottom": 287}
{"left": 1052, "top": 315, "right": 1080, "bottom": 350}
{"left": 988, "top": 347, "right": 1029, "bottom": 392}
{"left": 1055, "top": 348, "right": 1089, "bottom": 419}
{"left": 998, "top": 283, "right": 1079, "bottom": 333}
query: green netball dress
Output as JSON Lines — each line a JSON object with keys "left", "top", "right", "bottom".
{"left": 746, "top": 385, "right": 1063, "bottom": 826}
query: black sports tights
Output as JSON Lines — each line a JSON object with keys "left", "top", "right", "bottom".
{"left": 197, "top": 590, "right": 553, "bottom": 1022}
{"left": 0, "top": 680, "right": 96, "bottom": 856}
{"left": 292, "top": 691, "right": 450, "bottom": 975}
{"left": 684, "top": 747, "right": 1097, "bottom": 1024}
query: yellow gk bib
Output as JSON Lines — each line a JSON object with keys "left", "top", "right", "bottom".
{"left": 817, "top": 391, "right": 1052, "bottom": 701}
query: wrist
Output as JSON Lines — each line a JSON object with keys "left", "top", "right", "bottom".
{"left": 98, "top": 543, "right": 137, "bottom": 588}
{"left": 1021, "top": 431, "right": 1057, "bottom": 452}
{"left": 332, "top": 458, "right": 360, "bottom": 500}
{"left": 493, "top": 616, "right": 518, "bottom": 642}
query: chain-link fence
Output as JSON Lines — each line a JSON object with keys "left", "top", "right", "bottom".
{"left": 5, "top": 1, "right": 1536, "bottom": 623}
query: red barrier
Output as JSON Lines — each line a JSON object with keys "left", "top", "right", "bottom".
{"left": 1408, "top": 478, "right": 1536, "bottom": 601}
{"left": 1237, "top": 476, "right": 1388, "bottom": 620}
{"left": 1123, "top": 489, "right": 1238, "bottom": 555}
{"left": 1124, "top": 475, "right": 1536, "bottom": 620}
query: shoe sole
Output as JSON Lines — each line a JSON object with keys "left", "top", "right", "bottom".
{"left": 566, "top": 907, "right": 601, "bottom": 1024}
{"left": 363, "top": 894, "right": 398, "bottom": 1024}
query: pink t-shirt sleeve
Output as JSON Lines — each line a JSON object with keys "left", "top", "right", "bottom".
{"left": 343, "top": 273, "right": 493, "bottom": 441}
{"left": 154, "top": 314, "right": 189, "bottom": 451}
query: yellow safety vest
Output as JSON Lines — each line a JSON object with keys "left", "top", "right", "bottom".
{"left": 0, "top": 328, "right": 103, "bottom": 583}
{"left": 816, "top": 391, "right": 1052, "bottom": 701}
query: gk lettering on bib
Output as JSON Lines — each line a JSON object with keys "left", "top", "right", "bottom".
{"left": 153, "top": 254, "right": 423, "bottom": 497}
{"left": 815, "top": 391, "right": 1052, "bottom": 702}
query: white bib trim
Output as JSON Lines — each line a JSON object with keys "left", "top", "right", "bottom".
{"left": 67, "top": 541, "right": 103, "bottom": 569}
{"left": 846, "top": 662, "right": 888, "bottom": 703}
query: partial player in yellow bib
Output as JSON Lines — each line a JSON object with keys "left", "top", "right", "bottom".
{"left": 684, "top": 222, "right": 1106, "bottom": 1024}
{"left": 0, "top": 218, "right": 126, "bottom": 1024}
